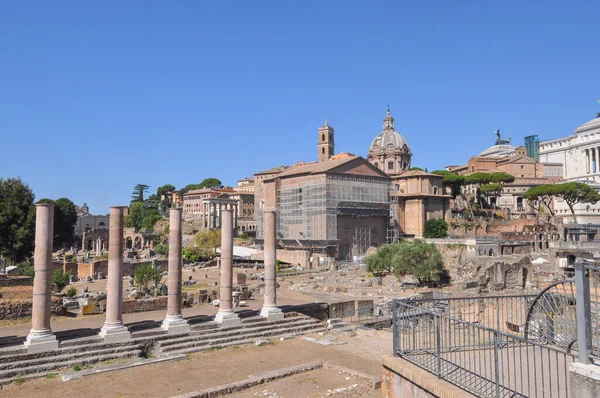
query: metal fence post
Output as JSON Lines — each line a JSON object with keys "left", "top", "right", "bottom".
{"left": 435, "top": 315, "right": 442, "bottom": 378}
{"left": 393, "top": 299, "right": 399, "bottom": 357}
{"left": 574, "top": 261, "right": 593, "bottom": 364}
{"left": 493, "top": 332, "right": 500, "bottom": 398}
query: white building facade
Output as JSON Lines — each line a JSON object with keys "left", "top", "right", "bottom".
{"left": 539, "top": 116, "right": 600, "bottom": 223}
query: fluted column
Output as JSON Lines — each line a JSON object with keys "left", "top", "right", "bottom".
{"left": 214, "top": 209, "right": 240, "bottom": 326}
{"left": 99, "top": 206, "right": 130, "bottom": 341}
{"left": 260, "top": 211, "right": 284, "bottom": 321}
{"left": 162, "top": 208, "right": 190, "bottom": 333}
{"left": 25, "top": 203, "right": 59, "bottom": 352}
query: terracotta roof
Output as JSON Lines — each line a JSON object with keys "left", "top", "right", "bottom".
{"left": 496, "top": 154, "right": 537, "bottom": 165}
{"left": 253, "top": 165, "right": 289, "bottom": 176}
{"left": 265, "top": 156, "right": 388, "bottom": 180}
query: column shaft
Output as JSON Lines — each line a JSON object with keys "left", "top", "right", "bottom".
{"left": 214, "top": 209, "right": 240, "bottom": 326}
{"left": 162, "top": 208, "right": 189, "bottom": 333}
{"left": 99, "top": 206, "right": 130, "bottom": 341}
{"left": 25, "top": 204, "right": 58, "bottom": 352}
{"left": 260, "top": 211, "right": 284, "bottom": 321}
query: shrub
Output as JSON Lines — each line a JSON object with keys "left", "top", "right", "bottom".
{"left": 154, "top": 243, "right": 169, "bottom": 256}
{"left": 423, "top": 218, "right": 449, "bottom": 238}
{"left": 134, "top": 264, "right": 163, "bottom": 294}
{"left": 72, "top": 364, "right": 81, "bottom": 371}
{"left": 52, "top": 269, "right": 71, "bottom": 292}
{"left": 239, "top": 233, "right": 248, "bottom": 240}
{"left": 66, "top": 287, "right": 77, "bottom": 298}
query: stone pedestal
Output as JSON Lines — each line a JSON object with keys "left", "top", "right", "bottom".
{"left": 99, "top": 207, "right": 130, "bottom": 341}
{"left": 162, "top": 208, "right": 190, "bottom": 334}
{"left": 25, "top": 204, "right": 59, "bottom": 352}
{"left": 214, "top": 209, "right": 240, "bottom": 327}
{"left": 570, "top": 362, "right": 600, "bottom": 397}
{"left": 260, "top": 211, "right": 284, "bottom": 321}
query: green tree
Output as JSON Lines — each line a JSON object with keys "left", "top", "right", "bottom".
{"left": 423, "top": 218, "right": 449, "bottom": 238}
{"left": 554, "top": 182, "right": 600, "bottom": 223}
{"left": 192, "top": 228, "right": 221, "bottom": 257}
{"left": 479, "top": 184, "right": 504, "bottom": 208}
{"left": 365, "top": 242, "right": 404, "bottom": 274}
{"left": 199, "top": 178, "right": 222, "bottom": 189}
{"left": 157, "top": 184, "right": 176, "bottom": 196}
{"left": 392, "top": 240, "right": 444, "bottom": 285}
{"left": 125, "top": 202, "right": 163, "bottom": 232}
{"left": 431, "top": 170, "right": 465, "bottom": 200}
{"left": 131, "top": 184, "right": 150, "bottom": 203}
{"left": 522, "top": 185, "right": 557, "bottom": 216}
{"left": 409, "top": 167, "right": 424, "bottom": 171}
{"left": 52, "top": 269, "right": 71, "bottom": 292}
{"left": 134, "top": 263, "right": 163, "bottom": 294}
{"left": 0, "top": 178, "right": 36, "bottom": 264}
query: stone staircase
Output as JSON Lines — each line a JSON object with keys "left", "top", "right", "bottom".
{"left": 157, "top": 315, "right": 325, "bottom": 355}
{"left": 0, "top": 340, "right": 143, "bottom": 385}
{"left": 0, "top": 313, "right": 325, "bottom": 385}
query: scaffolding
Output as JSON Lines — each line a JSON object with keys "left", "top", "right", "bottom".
{"left": 352, "top": 227, "right": 372, "bottom": 256}
{"left": 274, "top": 174, "right": 390, "bottom": 242}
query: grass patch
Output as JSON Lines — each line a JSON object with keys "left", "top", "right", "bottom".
{"left": 72, "top": 364, "right": 81, "bottom": 371}
{"left": 14, "top": 376, "right": 25, "bottom": 385}
{"left": 142, "top": 353, "right": 156, "bottom": 359}
{"left": 43, "top": 373, "right": 57, "bottom": 380}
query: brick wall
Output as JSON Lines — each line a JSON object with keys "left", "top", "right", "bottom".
{"left": 122, "top": 296, "right": 167, "bottom": 314}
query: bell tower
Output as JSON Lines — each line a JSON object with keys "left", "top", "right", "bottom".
{"left": 318, "top": 118, "right": 334, "bottom": 162}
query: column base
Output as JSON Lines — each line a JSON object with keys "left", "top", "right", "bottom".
{"left": 161, "top": 315, "right": 191, "bottom": 334}
{"left": 260, "top": 307, "right": 284, "bottom": 321}
{"left": 24, "top": 329, "right": 58, "bottom": 353}
{"left": 99, "top": 323, "right": 130, "bottom": 342}
{"left": 214, "top": 310, "right": 241, "bottom": 327}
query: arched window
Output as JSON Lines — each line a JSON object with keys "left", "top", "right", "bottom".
{"left": 321, "top": 147, "right": 325, "bottom": 154}
{"left": 433, "top": 187, "right": 438, "bottom": 195}
{"left": 321, "top": 134, "right": 325, "bottom": 142}
{"left": 98, "top": 222, "right": 105, "bottom": 226}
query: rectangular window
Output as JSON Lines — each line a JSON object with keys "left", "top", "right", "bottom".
{"left": 387, "top": 161, "right": 393, "bottom": 170}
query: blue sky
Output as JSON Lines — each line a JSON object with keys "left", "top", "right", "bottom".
{"left": 1, "top": 1, "right": 599, "bottom": 214}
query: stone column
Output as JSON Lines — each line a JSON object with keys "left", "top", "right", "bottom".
{"left": 99, "top": 206, "right": 130, "bottom": 341}
{"left": 260, "top": 211, "right": 284, "bottom": 321}
{"left": 234, "top": 204, "right": 239, "bottom": 236}
{"left": 589, "top": 149, "right": 593, "bottom": 174}
{"left": 25, "top": 203, "right": 59, "bottom": 352}
{"left": 162, "top": 208, "right": 190, "bottom": 333}
{"left": 595, "top": 147, "right": 599, "bottom": 173}
{"left": 214, "top": 209, "right": 240, "bottom": 326}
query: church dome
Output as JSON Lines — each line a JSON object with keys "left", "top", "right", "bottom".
{"left": 368, "top": 108, "right": 411, "bottom": 153}
{"left": 367, "top": 107, "right": 412, "bottom": 174}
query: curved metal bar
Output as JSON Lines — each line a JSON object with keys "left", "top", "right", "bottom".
{"left": 523, "top": 279, "right": 574, "bottom": 340}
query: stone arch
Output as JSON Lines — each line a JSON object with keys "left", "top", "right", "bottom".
{"left": 134, "top": 236, "right": 142, "bottom": 249}
{"left": 87, "top": 240, "right": 93, "bottom": 250}
{"left": 488, "top": 248, "right": 494, "bottom": 256}
{"left": 126, "top": 237, "right": 133, "bottom": 249}
{"left": 321, "top": 147, "right": 325, "bottom": 154}
{"left": 322, "top": 134, "right": 325, "bottom": 142}
{"left": 433, "top": 187, "right": 438, "bottom": 195}
{"left": 98, "top": 222, "right": 106, "bottom": 227}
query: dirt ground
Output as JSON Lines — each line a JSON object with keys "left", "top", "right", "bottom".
{"left": 2, "top": 329, "right": 392, "bottom": 398}
{"left": 230, "top": 368, "right": 379, "bottom": 398}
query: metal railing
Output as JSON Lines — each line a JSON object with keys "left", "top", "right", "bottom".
{"left": 393, "top": 297, "right": 576, "bottom": 397}
{"left": 402, "top": 294, "right": 536, "bottom": 338}
{"left": 574, "top": 262, "right": 600, "bottom": 364}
